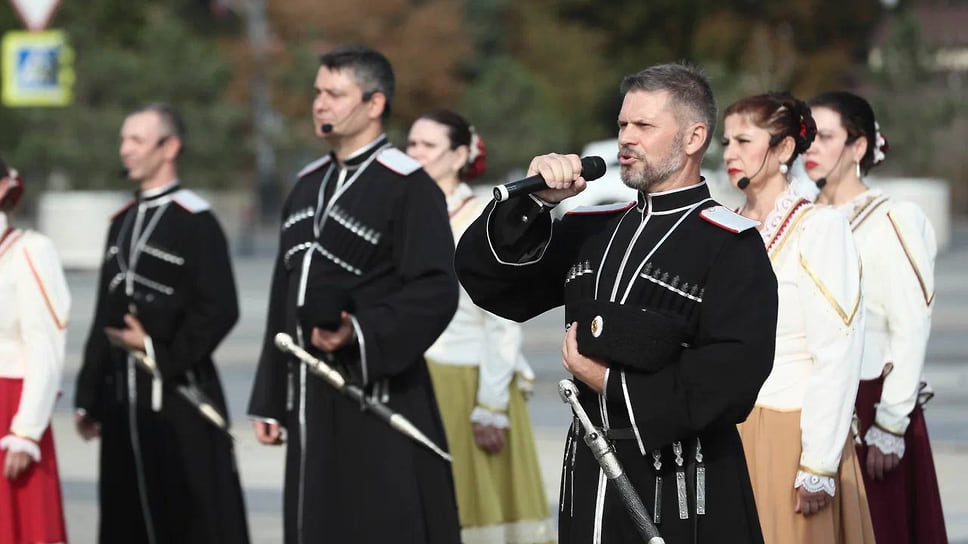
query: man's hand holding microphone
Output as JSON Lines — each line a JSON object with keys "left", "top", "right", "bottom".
{"left": 493, "top": 153, "right": 606, "bottom": 204}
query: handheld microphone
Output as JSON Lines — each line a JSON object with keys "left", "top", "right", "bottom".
{"left": 737, "top": 134, "right": 783, "bottom": 190}
{"left": 493, "top": 156, "right": 606, "bottom": 202}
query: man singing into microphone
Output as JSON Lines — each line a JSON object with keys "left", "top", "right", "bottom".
{"left": 455, "top": 63, "right": 778, "bottom": 543}
{"left": 246, "top": 45, "right": 461, "bottom": 543}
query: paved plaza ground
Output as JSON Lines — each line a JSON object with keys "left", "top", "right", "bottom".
{"left": 50, "top": 222, "right": 968, "bottom": 543}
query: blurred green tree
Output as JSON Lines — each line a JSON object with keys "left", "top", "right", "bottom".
{"left": 0, "top": 1, "right": 246, "bottom": 190}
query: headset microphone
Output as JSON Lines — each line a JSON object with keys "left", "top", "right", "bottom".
{"left": 737, "top": 134, "right": 783, "bottom": 190}
{"left": 815, "top": 146, "right": 849, "bottom": 190}
{"left": 320, "top": 91, "right": 376, "bottom": 135}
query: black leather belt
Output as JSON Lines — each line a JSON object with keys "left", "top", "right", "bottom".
{"left": 595, "top": 426, "right": 638, "bottom": 441}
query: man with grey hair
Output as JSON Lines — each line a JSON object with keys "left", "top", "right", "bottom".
{"left": 455, "top": 62, "right": 777, "bottom": 542}
{"left": 247, "top": 45, "right": 460, "bottom": 543}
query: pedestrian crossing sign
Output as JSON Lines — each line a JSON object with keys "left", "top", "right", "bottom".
{"left": 2, "top": 30, "right": 74, "bottom": 107}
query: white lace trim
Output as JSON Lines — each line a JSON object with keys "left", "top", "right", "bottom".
{"left": 0, "top": 434, "right": 41, "bottom": 462}
{"left": 865, "top": 425, "right": 906, "bottom": 458}
{"left": 794, "top": 470, "right": 836, "bottom": 497}
{"left": 470, "top": 407, "right": 510, "bottom": 429}
{"left": 757, "top": 187, "right": 800, "bottom": 246}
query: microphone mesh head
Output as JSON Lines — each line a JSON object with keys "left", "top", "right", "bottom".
{"left": 580, "top": 156, "right": 607, "bottom": 181}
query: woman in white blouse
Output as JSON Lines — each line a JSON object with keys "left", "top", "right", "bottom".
{"left": 804, "top": 91, "right": 947, "bottom": 544}
{"left": 407, "top": 110, "right": 554, "bottom": 544}
{"left": 722, "top": 93, "right": 874, "bottom": 543}
{"left": 0, "top": 159, "right": 71, "bottom": 544}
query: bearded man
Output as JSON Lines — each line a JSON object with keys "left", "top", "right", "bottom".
{"left": 454, "top": 63, "right": 778, "bottom": 543}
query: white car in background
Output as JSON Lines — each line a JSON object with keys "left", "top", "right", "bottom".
{"left": 475, "top": 139, "right": 744, "bottom": 216}
{"left": 550, "top": 139, "right": 637, "bottom": 218}
{"left": 552, "top": 139, "right": 742, "bottom": 217}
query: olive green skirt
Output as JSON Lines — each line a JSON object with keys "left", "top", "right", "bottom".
{"left": 427, "top": 359, "right": 555, "bottom": 544}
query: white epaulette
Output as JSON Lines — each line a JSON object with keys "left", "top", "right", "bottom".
{"left": 376, "top": 147, "right": 421, "bottom": 176}
{"left": 566, "top": 201, "right": 636, "bottom": 216}
{"left": 171, "top": 189, "right": 211, "bottom": 214}
{"left": 699, "top": 205, "right": 759, "bottom": 233}
{"left": 298, "top": 155, "right": 332, "bottom": 178}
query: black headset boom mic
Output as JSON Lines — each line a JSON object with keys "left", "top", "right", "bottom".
{"left": 737, "top": 133, "right": 784, "bottom": 190}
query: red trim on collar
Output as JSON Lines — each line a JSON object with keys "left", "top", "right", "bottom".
{"left": 766, "top": 198, "right": 810, "bottom": 253}
{"left": 111, "top": 199, "right": 136, "bottom": 220}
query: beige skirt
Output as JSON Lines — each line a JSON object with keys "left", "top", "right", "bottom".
{"left": 737, "top": 406, "right": 875, "bottom": 544}
{"left": 427, "top": 360, "right": 555, "bottom": 544}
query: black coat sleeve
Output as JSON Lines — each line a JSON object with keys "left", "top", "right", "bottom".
{"left": 605, "top": 230, "right": 777, "bottom": 450}
{"left": 247, "top": 221, "right": 292, "bottom": 422}
{"left": 150, "top": 212, "right": 239, "bottom": 380}
{"left": 351, "top": 174, "right": 459, "bottom": 381}
{"left": 74, "top": 234, "right": 117, "bottom": 422}
{"left": 454, "top": 197, "right": 576, "bottom": 322}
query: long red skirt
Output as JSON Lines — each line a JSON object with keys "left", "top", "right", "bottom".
{"left": 0, "top": 377, "right": 68, "bottom": 544}
{"left": 855, "top": 377, "right": 948, "bottom": 544}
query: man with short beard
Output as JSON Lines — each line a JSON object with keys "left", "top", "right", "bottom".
{"left": 455, "top": 63, "right": 778, "bottom": 543}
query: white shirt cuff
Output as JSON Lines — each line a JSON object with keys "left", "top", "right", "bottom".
{"left": 0, "top": 434, "right": 41, "bottom": 462}
{"left": 865, "top": 425, "right": 906, "bottom": 458}
{"left": 528, "top": 194, "right": 558, "bottom": 209}
{"left": 794, "top": 470, "right": 836, "bottom": 497}
{"left": 470, "top": 406, "right": 510, "bottom": 429}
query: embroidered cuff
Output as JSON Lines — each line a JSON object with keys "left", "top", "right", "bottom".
{"left": 794, "top": 470, "right": 836, "bottom": 497}
{"left": 0, "top": 434, "right": 41, "bottom": 462}
{"left": 470, "top": 406, "right": 510, "bottom": 429}
{"left": 865, "top": 425, "right": 906, "bottom": 458}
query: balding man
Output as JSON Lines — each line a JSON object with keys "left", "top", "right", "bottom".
{"left": 75, "top": 103, "right": 250, "bottom": 544}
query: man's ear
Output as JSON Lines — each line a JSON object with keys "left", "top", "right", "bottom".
{"left": 684, "top": 122, "right": 708, "bottom": 155}
{"left": 163, "top": 136, "right": 183, "bottom": 160}
{"left": 367, "top": 91, "right": 387, "bottom": 121}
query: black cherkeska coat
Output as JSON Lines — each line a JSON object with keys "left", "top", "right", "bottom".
{"left": 74, "top": 182, "right": 249, "bottom": 544}
{"left": 247, "top": 135, "right": 461, "bottom": 544}
{"left": 455, "top": 181, "right": 778, "bottom": 544}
